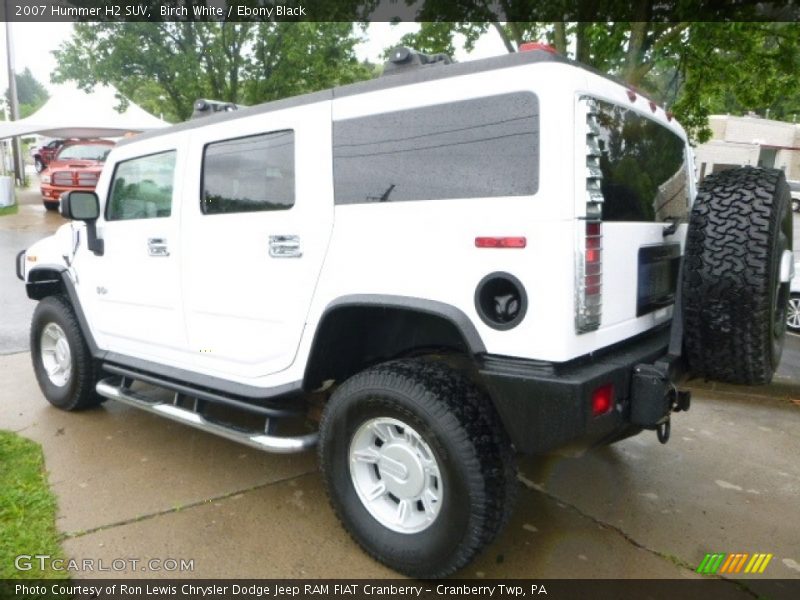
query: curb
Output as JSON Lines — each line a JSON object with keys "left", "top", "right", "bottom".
{"left": 688, "top": 378, "right": 800, "bottom": 403}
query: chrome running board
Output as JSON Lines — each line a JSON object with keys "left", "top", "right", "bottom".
{"left": 96, "top": 378, "right": 318, "bottom": 454}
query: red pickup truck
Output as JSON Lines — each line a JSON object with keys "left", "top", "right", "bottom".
{"left": 40, "top": 139, "right": 115, "bottom": 211}
{"left": 32, "top": 139, "right": 65, "bottom": 173}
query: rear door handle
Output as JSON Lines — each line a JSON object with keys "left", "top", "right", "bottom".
{"left": 269, "top": 235, "right": 302, "bottom": 258}
{"left": 147, "top": 237, "right": 170, "bottom": 257}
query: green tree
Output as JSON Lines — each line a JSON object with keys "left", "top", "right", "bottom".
{"left": 53, "top": 21, "right": 372, "bottom": 122}
{"left": 394, "top": 16, "right": 800, "bottom": 142}
{"left": 4, "top": 67, "right": 50, "bottom": 119}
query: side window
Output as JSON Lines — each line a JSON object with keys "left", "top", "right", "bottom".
{"left": 107, "top": 151, "right": 177, "bottom": 221}
{"left": 333, "top": 92, "right": 539, "bottom": 204}
{"left": 201, "top": 130, "right": 295, "bottom": 215}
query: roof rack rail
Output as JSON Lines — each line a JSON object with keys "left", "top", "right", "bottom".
{"left": 191, "top": 99, "right": 243, "bottom": 120}
{"left": 382, "top": 46, "right": 453, "bottom": 77}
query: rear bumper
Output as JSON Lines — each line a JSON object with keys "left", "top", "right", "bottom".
{"left": 479, "top": 325, "right": 687, "bottom": 454}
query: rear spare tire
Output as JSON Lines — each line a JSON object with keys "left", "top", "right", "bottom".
{"left": 683, "top": 167, "right": 792, "bottom": 384}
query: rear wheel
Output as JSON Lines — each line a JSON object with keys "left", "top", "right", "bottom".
{"left": 30, "top": 296, "right": 104, "bottom": 410}
{"left": 683, "top": 167, "right": 792, "bottom": 384}
{"left": 789, "top": 294, "right": 800, "bottom": 334}
{"left": 319, "top": 359, "right": 516, "bottom": 578}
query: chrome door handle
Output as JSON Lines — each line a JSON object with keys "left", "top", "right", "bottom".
{"left": 269, "top": 235, "right": 302, "bottom": 258}
{"left": 147, "top": 238, "right": 170, "bottom": 257}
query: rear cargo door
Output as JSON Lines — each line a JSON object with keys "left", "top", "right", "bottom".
{"left": 583, "top": 97, "right": 691, "bottom": 330}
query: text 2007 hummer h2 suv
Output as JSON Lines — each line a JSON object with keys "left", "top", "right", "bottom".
{"left": 16, "top": 45, "right": 793, "bottom": 577}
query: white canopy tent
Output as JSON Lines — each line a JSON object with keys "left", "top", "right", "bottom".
{"left": 0, "top": 83, "right": 169, "bottom": 139}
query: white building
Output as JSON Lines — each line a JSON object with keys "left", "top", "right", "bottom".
{"left": 695, "top": 114, "right": 800, "bottom": 183}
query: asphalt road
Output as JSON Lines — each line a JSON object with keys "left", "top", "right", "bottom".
{"left": 1, "top": 177, "right": 799, "bottom": 588}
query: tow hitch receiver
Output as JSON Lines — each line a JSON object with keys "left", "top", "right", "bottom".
{"left": 630, "top": 363, "right": 691, "bottom": 444}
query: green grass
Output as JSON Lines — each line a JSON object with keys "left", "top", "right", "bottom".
{"left": 0, "top": 203, "right": 19, "bottom": 217}
{"left": 0, "top": 431, "right": 66, "bottom": 579}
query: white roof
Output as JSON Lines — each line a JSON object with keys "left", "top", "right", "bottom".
{"left": 0, "top": 83, "right": 168, "bottom": 139}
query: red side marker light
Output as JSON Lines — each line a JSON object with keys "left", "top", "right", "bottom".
{"left": 475, "top": 237, "right": 527, "bottom": 249}
{"left": 519, "top": 42, "right": 558, "bottom": 54}
{"left": 592, "top": 384, "right": 614, "bottom": 417}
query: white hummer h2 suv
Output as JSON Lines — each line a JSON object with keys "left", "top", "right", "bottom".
{"left": 16, "top": 45, "right": 793, "bottom": 577}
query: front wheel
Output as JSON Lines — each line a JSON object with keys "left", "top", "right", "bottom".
{"left": 30, "top": 296, "right": 104, "bottom": 410}
{"left": 319, "top": 359, "right": 516, "bottom": 578}
{"left": 789, "top": 294, "right": 800, "bottom": 334}
{"left": 34, "top": 157, "right": 45, "bottom": 173}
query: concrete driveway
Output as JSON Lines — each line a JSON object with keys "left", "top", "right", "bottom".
{"left": 1, "top": 185, "right": 799, "bottom": 590}
{"left": 2, "top": 350, "right": 799, "bottom": 589}
{"left": 0, "top": 180, "right": 65, "bottom": 354}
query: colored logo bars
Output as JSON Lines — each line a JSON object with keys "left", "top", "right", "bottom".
{"left": 697, "top": 553, "right": 773, "bottom": 575}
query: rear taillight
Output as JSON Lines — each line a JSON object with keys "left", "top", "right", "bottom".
{"left": 577, "top": 97, "right": 604, "bottom": 333}
{"left": 577, "top": 220, "right": 603, "bottom": 332}
{"left": 591, "top": 384, "right": 614, "bottom": 417}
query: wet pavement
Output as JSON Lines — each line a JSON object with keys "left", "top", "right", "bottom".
{"left": 1, "top": 179, "right": 799, "bottom": 588}
{"left": 0, "top": 177, "right": 66, "bottom": 354}
{"left": 1, "top": 350, "right": 798, "bottom": 587}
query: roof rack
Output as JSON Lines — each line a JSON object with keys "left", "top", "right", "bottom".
{"left": 191, "top": 99, "right": 243, "bottom": 120}
{"left": 382, "top": 46, "right": 453, "bottom": 77}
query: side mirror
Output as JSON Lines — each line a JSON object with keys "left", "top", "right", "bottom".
{"left": 61, "top": 190, "right": 100, "bottom": 221}
{"left": 61, "top": 191, "right": 104, "bottom": 256}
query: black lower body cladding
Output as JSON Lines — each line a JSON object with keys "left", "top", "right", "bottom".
{"left": 683, "top": 167, "right": 792, "bottom": 385}
{"left": 479, "top": 326, "right": 683, "bottom": 455}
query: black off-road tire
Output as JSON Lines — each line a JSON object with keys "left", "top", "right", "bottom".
{"left": 318, "top": 359, "right": 517, "bottom": 578}
{"left": 30, "top": 296, "right": 104, "bottom": 410}
{"left": 683, "top": 167, "right": 792, "bottom": 384}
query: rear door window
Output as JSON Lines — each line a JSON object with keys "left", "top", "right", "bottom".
{"left": 201, "top": 130, "right": 295, "bottom": 215}
{"left": 592, "top": 100, "right": 689, "bottom": 222}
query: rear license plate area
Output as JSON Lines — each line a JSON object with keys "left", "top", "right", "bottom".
{"left": 637, "top": 244, "right": 680, "bottom": 317}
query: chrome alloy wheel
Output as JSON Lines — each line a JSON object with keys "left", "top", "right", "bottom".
{"left": 349, "top": 417, "right": 443, "bottom": 534}
{"left": 789, "top": 296, "right": 800, "bottom": 332}
{"left": 40, "top": 323, "right": 72, "bottom": 387}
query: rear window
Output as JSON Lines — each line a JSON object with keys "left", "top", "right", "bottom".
{"left": 333, "top": 92, "right": 539, "bottom": 204}
{"left": 592, "top": 100, "right": 689, "bottom": 222}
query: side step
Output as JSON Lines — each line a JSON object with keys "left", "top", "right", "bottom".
{"left": 96, "top": 379, "right": 318, "bottom": 454}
